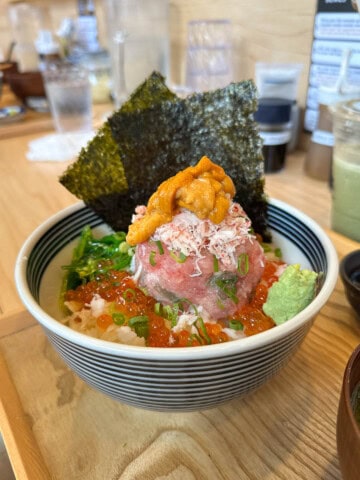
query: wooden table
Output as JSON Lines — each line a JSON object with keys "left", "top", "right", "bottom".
{"left": 0, "top": 122, "right": 359, "bottom": 479}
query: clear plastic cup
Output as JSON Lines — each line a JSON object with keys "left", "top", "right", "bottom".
{"left": 42, "top": 63, "right": 93, "bottom": 133}
{"left": 103, "top": 0, "right": 170, "bottom": 98}
{"left": 331, "top": 99, "right": 360, "bottom": 241}
{"left": 185, "top": 19, "right": 233, "bottom": 93}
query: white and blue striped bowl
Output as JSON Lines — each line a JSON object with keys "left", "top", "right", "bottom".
{"left": 15, "top": 199, "right": 338, "bottom": 412}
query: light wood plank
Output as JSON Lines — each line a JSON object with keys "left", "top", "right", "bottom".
{"left": 0, "top": 349, "right": 52, "bottom": 480}
{"left": 0, "top": 309, "right": 36, "bottom": 339}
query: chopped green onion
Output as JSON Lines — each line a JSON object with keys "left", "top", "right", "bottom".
{"left": 261, "top": 242, "right": 272, "bottom": 253}
{"left": 112, "top": 312, "right": 126, "bottom": 325}
{"left": 176, "top": 297, "right": 198, "bottom": 315}
{"left": 128, "top": 315, "right": 149, "bottom": 338}
{"left": 154, "top": 302, "right": 162, "bottom": 315}
{"left": 163, "top": 305, "right": 173, "bottom": 317}
{"left": 213, "top": 255, "right": 219, "bottom": 273}
{"left": 155, "top": 240, "right": 164, "bottom": 255}
{"left": 154, "top": 298, "right": 199, "bottom": 328}
{"left": 237, "top": 253, "right": 249, "bottom": 276}
{"left": 188, "top": 333, "right": 204, "bottom": 346}
{"left": 169, "top": 250, "right": 187, "bottom": 263}
{"left": 261, "top": 243, "right": 282, "bottom": 259}
{"left": 149, "top": 250, "right": 156, "bottom": 266}
{"left": 213, "top": 274, "right": 238, "bottom": 304}
{"left": 216, "top": 299, "right": 225, "bottom": 310}
{"left": 128, "top": 315, "right": 149, "bottom": 324}
{"left": 123, "top": 288, "right": 136, "bottom": 301}
{"left": 229, "top": 319, "right": 243, "bottom": 331}
{"left": 195, "top": 317, "right": 212, "bottom": 344}
{"left": 163, "top": 304, "right": 180, "bottom": 327}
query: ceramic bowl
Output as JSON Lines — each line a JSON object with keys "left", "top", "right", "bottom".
{"left": 15, "top": 199, "right": 338, "bottom": 412}
{"left": 337, "top": 344, "right": 360, "bottom": 480}
{"left": 0, "top": 61, "right": 18, "bottom": 83}
{"left": 6, "top": 70, "right": 46, "bottom": 106}
{"left": 340, "top": 250, "right": 360, "bottom": 318}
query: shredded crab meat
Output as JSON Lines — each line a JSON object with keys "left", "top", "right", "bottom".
{"left": 171, "top": 308, "right": 214, "bottom": 335}
{"left": 136, "top": 202, "right": 253, "bottom": 270}
{"left": 88, "top": 294, "right": 106, "bottom": 318}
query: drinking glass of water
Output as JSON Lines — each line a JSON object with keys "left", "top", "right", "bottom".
{"left": 42, "top": 63, "right": 93, "bottom": 133}
{"left": 185, "top": 19, "right": 234, "bottom": 93}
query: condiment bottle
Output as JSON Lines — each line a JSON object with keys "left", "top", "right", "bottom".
{"left": 304, "top": 88, "right": 337, "bottom": 181}
{"left": 79, "top": 50, "right": 111, "bottom": 104}
{"left": 76, "top": 0, "right": 100, "bottom": 53}
{"left": 304, "top": 49, "right": 360, "bottom": 182}
{"left": 254, "top": 98, "right": 292, "bottom": 173}
{"left": 35, "top": 30, "right": 61, "bottom": 71}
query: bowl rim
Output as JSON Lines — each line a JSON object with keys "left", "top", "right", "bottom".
{"left": 15, "top": 198, "right": 339, "bottom": 360}
{"left": 340, "top": 249, "right": 360, "bottom": 292}
{"left": 342, "top": 343, "right": 360, "bottom": 440}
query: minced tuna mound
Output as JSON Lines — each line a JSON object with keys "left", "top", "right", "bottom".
{"left": 132, "top": 202, "right": 265, "bottom": 320}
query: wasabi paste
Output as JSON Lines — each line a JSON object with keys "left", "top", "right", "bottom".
{"left": 263, "top": 264, "right": 318, "bottom": 325}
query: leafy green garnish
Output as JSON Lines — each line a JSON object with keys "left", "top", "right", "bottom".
{"left": 128, "top": 315, "right": 149, "bottom": 339}
{"left": 61, "top": 226, "right": 133, "bottom": 296}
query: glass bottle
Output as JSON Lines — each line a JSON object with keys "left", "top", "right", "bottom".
{"left": 254, "top": 98, "right": 292, "bottom": 173}
{"left": 76, "top": 0, "right": 100, "bottom": 53}
{"left": 304, "top": 88, "right": 337, "bottom": 182}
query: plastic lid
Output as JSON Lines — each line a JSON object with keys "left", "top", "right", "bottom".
{"left": 254, "top": 98, "right": 292, "bottom": 124}
{"left": 330, "top": 98, "right": 360, "bottom": 121}
{"left": 318, "top": 86, "right": 360, "bottom": 106}
{"left": 78, "top": 49, "right": 110, "bottom": 70}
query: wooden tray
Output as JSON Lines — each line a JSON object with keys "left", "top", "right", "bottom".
{"left": 0, "top": 229, "right": 359, "bottom": 480}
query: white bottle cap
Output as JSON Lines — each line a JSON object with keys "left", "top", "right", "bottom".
{"left": 35, "top": 30, "right": 60, "bottom": 55}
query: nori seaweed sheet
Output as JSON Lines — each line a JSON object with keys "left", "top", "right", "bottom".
{"left": 60, "top": 72, "right": 269, "bottom": 239}
{"left": 60, "top": 72, "right": 177, "bottom": 204}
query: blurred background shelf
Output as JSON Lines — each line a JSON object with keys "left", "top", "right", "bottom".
{"left": 0, "top": 86, "right": 53, "bottom": 139}
{"left": 0, "top": 85, "right": 113, "bottom": 139}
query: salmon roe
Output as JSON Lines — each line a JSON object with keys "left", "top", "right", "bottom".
{"left": 230, "top": 260, "right": 284, "bottom": 336}
{"left": 65, "top": 270, "right": 229, "bottom": 347}
{"left": 65, "top": 259, "right": 283, "bottom": 346}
